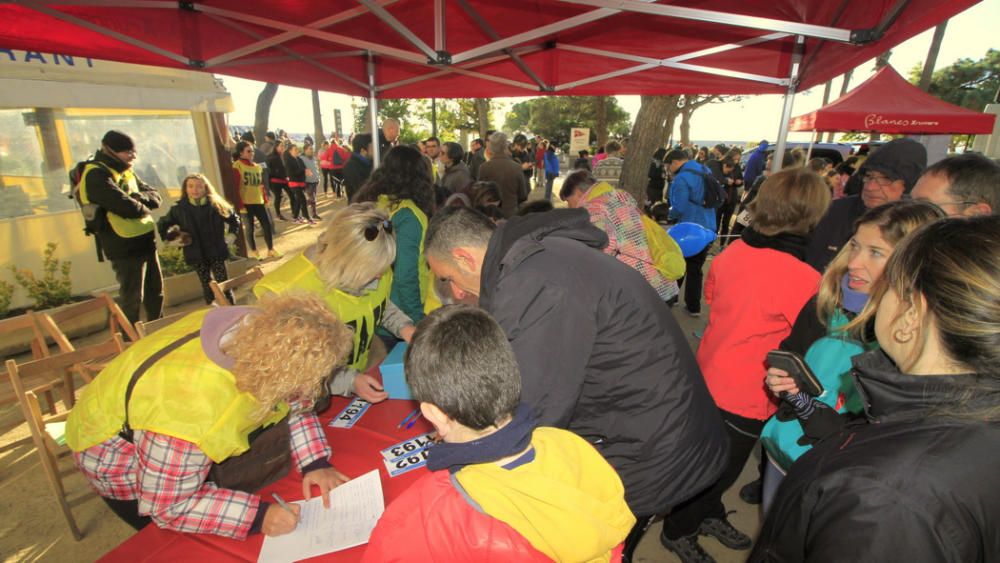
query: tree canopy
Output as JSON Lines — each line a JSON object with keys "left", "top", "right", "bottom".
{"left": 908, "top": 49, "right": 999, "bottom": 111}
{"left": 352, "top": 98, "right": 496, "bottom": 144}
{"left": 503, "top": 96, "right": 631, "bottom": 146}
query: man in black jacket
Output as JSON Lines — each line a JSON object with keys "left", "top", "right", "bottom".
{"left": 425, "top": 207, "right": 729, "bottom": 560}
{"left": 343, "top": 133, "right": 374, "bottom": 202}
{"left": 78, "top": 130, "right": 162, "bottom": 326}
{"left": 806, "top": 138, "right": 926, "bottom": 271}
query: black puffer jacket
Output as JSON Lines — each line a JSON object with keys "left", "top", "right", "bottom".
{"left": 805, "top": 195, "right": 867, "bottom": 272}
{"left": 751, "top": 349, "right": 1000, "bottom": 563}
{"left": 157, "top": 198, "right": 239, "bottom": 264}
{"left": 479, "top": 209, "right": 729, "bottom": 517}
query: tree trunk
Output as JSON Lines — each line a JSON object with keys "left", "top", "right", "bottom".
{"left": 311, "top": 89, "right": 324, "bottom": 144}
{"left": 918, "top": 21, "right": 948, "bottom": 91}
{"left": 619, "top": 95, "right": 678, "bottom": 204}
{"left": 474, "top": 98, "right": 490, "bottom": 139}
{"left": 253, "top": 82, "right": 279, "bottom": 143}
{"left": 594, "top": 96, "right": 609, "bottom": 148}
{"left": 680, "top": 109, "right": 692, "bottom": 146}
{"left": 826, "top": 70, "right": 853, "bottom": 142}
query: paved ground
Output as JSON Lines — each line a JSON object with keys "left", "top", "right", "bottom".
{"left": 0, "top": 184, "right": 762, "bottom": 563}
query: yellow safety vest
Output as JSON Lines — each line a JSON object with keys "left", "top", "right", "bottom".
{"left": 253, "top": 254, "right": 392, "bottom": 371}
{"left": 376, "top": 196, "right": 438, "bottom": 315}
{"left": 66, "top": 309, "right": 289, "bottom": 463}
{"left": 233, "top": 160, "right": 266, "bottom": 205}
{"left": 78, "top": 161, "right": 155, "bottom": 238}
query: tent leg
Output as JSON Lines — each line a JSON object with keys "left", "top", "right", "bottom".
{"left": 772, "top": 35, "right": 805, "bottom": 173}
{"left": 805, "top": 131, "right": 815, "bottom": 163}
{"left": 368, "top": 51, "right": 381, "bottom": 167}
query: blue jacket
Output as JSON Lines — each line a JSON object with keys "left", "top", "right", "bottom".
{"left": 743, "top": 141, "right": 768, "bottom": 187}
{"left": 668, "top": 160, "right": 716, "bottom": 231}
{"left": 544, "top": 151, "right": 560, "bottom": 177}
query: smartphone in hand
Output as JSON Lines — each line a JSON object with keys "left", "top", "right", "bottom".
{"left": 766, "top": 350, "right": 824, "bottom": 397}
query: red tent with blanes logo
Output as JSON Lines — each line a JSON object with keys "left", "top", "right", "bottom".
{"left": 789, "top": 65, "right": 996, "bottom": 134}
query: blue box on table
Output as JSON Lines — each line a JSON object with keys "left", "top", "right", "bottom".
{"left": 379, "top": 342, "right": 412, "bottom": 400}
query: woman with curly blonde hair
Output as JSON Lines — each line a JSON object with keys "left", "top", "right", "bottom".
{"left": 67, "top": 293, "right": 354, "bottom": 539}
{"left": 254, "top": 203, "right": 417, "bottom": 404}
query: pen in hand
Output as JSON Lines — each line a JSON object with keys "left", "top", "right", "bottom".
{"left": 272, "top": 493, "right": 299, "bottom": 522}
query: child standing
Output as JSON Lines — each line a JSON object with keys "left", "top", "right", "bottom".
{"left": 364, "top": 305, "right": 635, "bottom": 561}
{"left": 157, "top": 174, "right": 240, "bottom": 304}
{"left": 232, "top": 141, "right": 279, "bottom": 260}
{"left": 300, "top": 144, "right": 322, "bottom": 221}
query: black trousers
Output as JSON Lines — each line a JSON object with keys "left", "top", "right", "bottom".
{"left": 110, "top": 252, "right": 163, "bottom": 327}
{"left": 193, "top": 258, "right": 231, "bottom": 304}
{"left": 288, "top": 187, "right": 308, "bottom": 219}
{"left": 662, "top": 409, "right": 764, "bottom": 539}
{"left": 677, "top": 246, "right": 709, "bottom": 314}
{"left": 321, "top": 169, "right": 335, "bottom": 193}
{"left": 717, "top": 203, "right": 737, "bottom": 239}
{"left": 243, "top": 204, "right": 274, "bottom": 251}
{"left": 269, "top": 181, "right": 290, "bottom": 217}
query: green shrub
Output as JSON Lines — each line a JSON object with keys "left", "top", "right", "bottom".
{"left": 0, "top": 278, "right": 13, "bottom": 317}
{"left": 9, "top": 242, "right": 73, "bottom": 310}
{"left": 158, "top": 244, "right": 194, "bottom": 277}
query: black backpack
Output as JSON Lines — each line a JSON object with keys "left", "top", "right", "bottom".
{"left": 695, "top": 169, "right": 728, "bottom": 209}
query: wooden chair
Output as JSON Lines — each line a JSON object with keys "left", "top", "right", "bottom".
{"left": 135, "top": 311, "right": 188, "bottom": 338}
{"left": 45, "top": 293, "right": 140, "bottom": 345}
{"left": 209, "top": 265, "right": 263, "bottom": 306}
{"left": 6, "top": 334, "right": 126, "bottom": 541}
{"left": 1, "top": 311, "right": 57, "bottom": 413}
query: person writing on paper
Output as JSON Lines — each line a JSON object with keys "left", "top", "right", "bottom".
{"left": 364, "top": 305, "right": 635, "bottom": 562}
{"left": 254, "top": 203, "right": 417, "bottom": 405}
{"left": 66, "top": 294, "right": 354, "bottom": 539}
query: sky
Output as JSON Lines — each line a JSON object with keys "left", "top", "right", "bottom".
{"left": 217, "top": 0, "right": 999, "bottom": 144}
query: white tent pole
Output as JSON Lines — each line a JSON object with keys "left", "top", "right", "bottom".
{"left": 772, "top": 35, "right": 805, "bottom": 173}
{"left": 368, "top": 51, "right": 381, "bottom": 168}
{"left": 805, "top": 131, "right": 815, "bottom": 163}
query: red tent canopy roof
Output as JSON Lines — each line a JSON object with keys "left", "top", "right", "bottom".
{"left": 0, "top": 1, "right": 978, "bottom": 99}
{"left": 789, "top": 66, "right": 996, "bottom": 134}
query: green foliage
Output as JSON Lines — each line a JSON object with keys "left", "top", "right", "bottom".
{"left": 158, "top": 245, "right": 194, "bottom": 277}
{"left": 909, "top": 49, "right": 999, "bottom": 111}
{"left": 8, "top": 242, "right": 73, "bottom": 310}
{"left": 353, "top": 98, "right": 496, "bottom": 143}
{"left": 503, "top": 96, "right": 631, "bottom": 146}
{"left": 0, "top": 278, "right": 13, "bottom": 317}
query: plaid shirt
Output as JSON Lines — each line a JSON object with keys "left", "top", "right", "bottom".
{"left": 73, "top": 406, "right": 330, "bottom": 539}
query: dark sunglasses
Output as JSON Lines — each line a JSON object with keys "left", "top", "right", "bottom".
{"left": 363, "top": 219, "right": 393, "bottom": 241}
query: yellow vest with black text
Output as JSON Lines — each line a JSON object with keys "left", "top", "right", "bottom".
{"left": 253, "top": 254, "right": 392, "bottom": 371}
{"left": 78, "top": 162, "right": 155, "bottom": 238}
{"left": 233, "top": 160, "right": 266, "bottom": 205}
{"left": 65, "top": 309, "right": 288, "bottom": 463}
{"left": 376, "top": 196, "right": 438, "bottom": 315}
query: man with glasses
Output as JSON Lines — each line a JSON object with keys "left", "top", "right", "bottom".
{"left": 75, "top": 130, "right": 163, "bottom": 327}
{"left": 911, "top": 153, "right": 1000, "bottom": 217}
{"left": 806, "top": 138, "right": 926, "bottom": 271}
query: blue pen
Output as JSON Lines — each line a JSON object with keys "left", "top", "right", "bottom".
{"left": 405, "top": 411, "right": 423, "bottom": 430}
{"left": 397, "top": 408, "right": 419, "bottom": 429}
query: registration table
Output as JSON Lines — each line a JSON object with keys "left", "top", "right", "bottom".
{"left": 100, "top": 396, "right": 432, "bottom": 562}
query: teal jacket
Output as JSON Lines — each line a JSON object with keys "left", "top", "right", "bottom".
{"left": 761, "top": 307, "right": 875, "bottom": 471}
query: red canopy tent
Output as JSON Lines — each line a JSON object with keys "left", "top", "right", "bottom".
{"left": 790, "top": 66, "right": 997, "bottom": 134}
{"left": 0, "top": 0, "right": 978, "bottom": 160}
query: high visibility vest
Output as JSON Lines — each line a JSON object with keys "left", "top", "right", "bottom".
{"left": 78, "top": 162, "right": 155, "bottom": 238}
{"left": 66, "top": 309, "right": 288, "bottom": 463}
{"left": 376, "top": 196, "right": 437, "bottom": 315}
{"left": 253, "top": 254, "right": 392, "bottom": 371}
{"left": 233, "top": 160, "right": 266, "bottom": 205}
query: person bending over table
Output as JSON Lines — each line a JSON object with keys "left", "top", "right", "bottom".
{"left": 66, "top": 294, "right": 354, "bottom": 539}
{"left": 253, "top": 203, "right": 416, "bottom": 405}
{"left": 364, "top": 304, "right": 635, "bottom": 562}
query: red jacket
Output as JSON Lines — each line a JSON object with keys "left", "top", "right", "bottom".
{"left": 322, "top": 144, "right": 351, "bottom": 171}
{"left": 363, "top": 471, "right": 550, "bottom": 563}
{"left": 696, "top": 240, "right": 819, "bottom": 420}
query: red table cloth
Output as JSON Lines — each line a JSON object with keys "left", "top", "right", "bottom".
{"left": 99, "top": 396, "right": 432, "bottom": 562}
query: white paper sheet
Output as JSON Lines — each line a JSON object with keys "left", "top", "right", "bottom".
{"left": 257, "top": 469, "right": 384, "bottom": 563}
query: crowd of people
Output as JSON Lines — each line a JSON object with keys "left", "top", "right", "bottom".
{"left": 66, "top": 122, "right": 1000, "bottom": 563}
